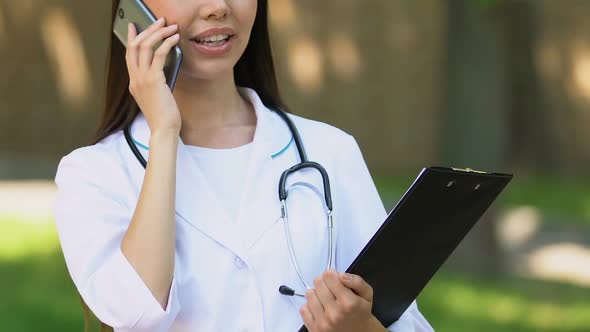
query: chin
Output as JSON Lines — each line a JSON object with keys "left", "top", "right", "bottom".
{"left": 178, "top": 59, "right": 238, "bottom": 81}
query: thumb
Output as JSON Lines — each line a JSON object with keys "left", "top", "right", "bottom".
{"left": 339, "top": 273, "right": 373, "bottom": 302}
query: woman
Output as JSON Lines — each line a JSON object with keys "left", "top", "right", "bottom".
{"left": 54, "top": 0, "right": 434, "bottom": 331}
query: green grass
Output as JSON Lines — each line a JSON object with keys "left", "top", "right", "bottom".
{"left": 0, "top": 218, "right": 84, "bottom": 331}
{"left": 375, "top": 174, "right": 590, "bottom": 224}
{"left": 0, "top": 216, "right": 60, "bottom": 260}
{"left": 418, "top": 271, "right": 590, "bottom": 331}
{"left": 1, "top": 216, "right": 590, "bottom": 331}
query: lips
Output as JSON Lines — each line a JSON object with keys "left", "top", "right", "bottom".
{"left": 191, "top": 27, "right": 235, "bottom": 43}
{"left": 195, "top": 34, "right": 230, "bottom": 43}
{"left": 189, "top": 36, "right": 233, "bottom": 56}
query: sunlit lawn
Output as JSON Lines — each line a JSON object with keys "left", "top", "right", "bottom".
{"left": 1, "top": 216, "right": 589, "bottom": 331}
{"left": 0, "top": 217, "right": 81, "bottom": 331}
{"left": 418, "top": 271, "right": 590, "bottom": 331}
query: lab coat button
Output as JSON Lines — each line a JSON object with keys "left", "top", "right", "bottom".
{"left": 234, "top": 256, "right": 247, "bottom": 269}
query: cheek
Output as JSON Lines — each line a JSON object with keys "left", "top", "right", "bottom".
{"left": 233, "top": 0, "right": 258, "bottom": 32}
{"left": 143, "top": 0, "right": 189, "bottom": 27}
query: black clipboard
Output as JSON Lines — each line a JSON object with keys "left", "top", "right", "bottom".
{"left": 298, "top": 166, "right": 513, "bottom": 331}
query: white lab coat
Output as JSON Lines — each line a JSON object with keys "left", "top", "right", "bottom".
{"left": 54, "top": 88, "right": 434, "bottom": 332}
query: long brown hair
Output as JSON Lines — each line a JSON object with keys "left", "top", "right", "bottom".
{"left": 92, "top": 0, "right": 285, "bottom": 145}
{"left": 82, "top": 0, "right": 285, "bottom": 330}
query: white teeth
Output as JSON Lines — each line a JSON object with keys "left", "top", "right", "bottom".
{"left": 198, "top": 34, "right": 229, "bottom": 42}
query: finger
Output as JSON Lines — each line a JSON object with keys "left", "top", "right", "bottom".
{"left": 323, "top": 269, "right": 356, "bottom": 300}
{"left": 339, "top": 272, "right": 373, "bottom": 302}
{"left": 305, "top": 289, "right": 324, "bottom": 321}
{"left": 151, "top": 32, "right": 180, "bottom": 71}
{"left": 126, "top": 22, "right": 138, "bottom": 71}
{"left": 130, "top": 17, "right": 166, "bottom": 49}
{"left": 313, "top": 275, "right": 336, "bottom": 309}
{"left": 139, "top": 24, "right": 178, "bottom": 71}
{"left": 127, "top": 18, "right": 164, "bottom": 72}
{"left": 299, "top": 304, "right": 315, "bottom": 330}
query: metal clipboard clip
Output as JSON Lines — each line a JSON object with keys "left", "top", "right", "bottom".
{"left": 451, "top": 167, "right": 488, "bottom": 174}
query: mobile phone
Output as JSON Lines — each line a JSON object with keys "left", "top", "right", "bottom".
{"left": 113, "top": 0, "right": 183, "bottom": 91}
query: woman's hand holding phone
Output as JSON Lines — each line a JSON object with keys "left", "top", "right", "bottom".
{"left": 126, "top": 18, "right": 182, "bottom": 135}
{"left": 121, "top": 18, "right": 182, "bottom": 309}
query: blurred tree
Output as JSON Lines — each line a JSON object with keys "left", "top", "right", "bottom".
{"left": 500, "top": 1, "right": 559, "bottom": 170}
{"left": 441, "top": 0, "right": 562, "bottom": 275}
{"left": 440, "top": 0, "right": 553, "bottom": 275}
{"left": 442, "top": 1, "right": 507, "bottom": 171}
{"left": 442, "top": 0, "right": 557, "bottom": 171}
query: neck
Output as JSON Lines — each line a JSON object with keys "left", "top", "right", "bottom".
{"left": 172, "top": 71, "right": 256, "bottom": 147}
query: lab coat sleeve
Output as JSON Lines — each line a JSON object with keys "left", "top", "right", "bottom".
{"left": 54, "top": 148, "right": 181, "bottom": 331}
{"left": 333, "top": 134, "right": 434, "bottom": 332}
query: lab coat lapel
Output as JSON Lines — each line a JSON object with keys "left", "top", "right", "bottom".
{"left": 127, "top": 88, "right": 295, "bottom": 255}
{"left": 175, "top": 137, "right": 244, "bottom": 255}
{"left": 236, "top": 89, "right": 295, "bottom": 250}
{"left": 129, "top": 113, "right": 243, "bottom": 257}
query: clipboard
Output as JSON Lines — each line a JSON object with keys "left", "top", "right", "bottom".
{"left": 298, "top": 166, "right": 513, "bottom": 331}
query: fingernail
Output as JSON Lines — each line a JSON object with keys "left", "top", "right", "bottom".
{"left": 340, "top": 273, "right": 352, "bottom": 281}
{"left": 158, "top": 17, "right": 164, "bottom": 23}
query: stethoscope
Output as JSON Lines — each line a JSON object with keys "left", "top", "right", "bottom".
{"left": 123, "top": 108, "right": 334, "bottom": 298}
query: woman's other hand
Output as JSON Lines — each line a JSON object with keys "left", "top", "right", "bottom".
{"left": 300, "top": 270, "right": 387, "bottom": 332}
{"left": 126, "top": 18, "right": 182, "bottom": 134}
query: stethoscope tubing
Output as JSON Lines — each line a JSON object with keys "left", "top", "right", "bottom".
{"left": 124, "top": 108, "right": 334, "bottom": 297}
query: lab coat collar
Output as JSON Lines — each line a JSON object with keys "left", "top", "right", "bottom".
{"left": 128, "top": 87, "right": 293, "bottom": 257}
{"left": 129, "top": 87, "right": 292, "bottom": 161}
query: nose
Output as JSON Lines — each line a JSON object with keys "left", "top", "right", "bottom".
{"left": 199, "top": 0, "right": 230, "bottom": 20}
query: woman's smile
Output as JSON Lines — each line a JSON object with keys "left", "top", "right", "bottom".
{"left": 189, "top": 27, "right": 235, "bottom": 56}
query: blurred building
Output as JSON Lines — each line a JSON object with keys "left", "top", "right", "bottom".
{"left": 0, "top": 0, "right": 588, "bottom": 179}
